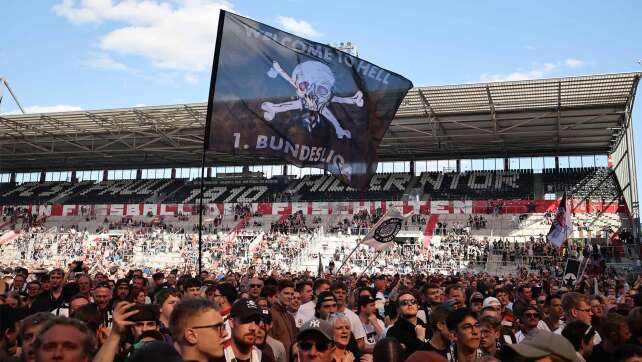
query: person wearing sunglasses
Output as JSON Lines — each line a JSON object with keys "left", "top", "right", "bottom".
{"left": 225, "top": 298, "right": 263, "bottom": 362}
{"left": 386, "top": 291, "right": 429, "bottom": 356}
{"left": 296, "top": 318, "right": 335, "bottom": 362}
{"left": 248, "top": 278, "right": 264, "bottom": 301}
{"left": 515, "top": 305, "right": 541, "bottom": 343}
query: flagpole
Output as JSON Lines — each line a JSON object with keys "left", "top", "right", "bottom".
{"left": 197, "top": 151, "right": 206, "bottom": 275}
{"left": 359, "top": 250, "right": 382, "bottom": 278}
{"left": 336, "top": 239, "right": 362, "bottom": 275}
{"left": 199, "top": 9, "right": 227, "bottom": 276}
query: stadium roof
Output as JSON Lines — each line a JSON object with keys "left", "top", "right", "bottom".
{"left": 0, "top": 72, "right": 640, "bottom": 172}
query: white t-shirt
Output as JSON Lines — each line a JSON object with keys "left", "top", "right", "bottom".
{"left": 342, "top": 308, "right": 367, "bottom": 340}
{"left": 362, "top": 318, "right": 386, "bottom": 349}
{"left": 296, "top": 300, "right": 315, "bottom": 327}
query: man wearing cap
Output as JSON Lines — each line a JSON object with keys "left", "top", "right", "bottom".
{"left": 225, "top": 298, "right": 263, "bottom": 362}
{"left": 358, "top": 295, "right": 385, "bottom": 353}
{"left": 114, "top": 279, "right": 131, "bottom": 302}
{"left": 506, "top": 329, "right": 579, "bottom": 362}
{"left": 296, "top": 318, "right": 335, "bottom": 362}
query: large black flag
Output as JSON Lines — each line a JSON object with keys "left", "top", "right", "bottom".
{"left": 205, "top": 11, "right": 413, "bottom": 190}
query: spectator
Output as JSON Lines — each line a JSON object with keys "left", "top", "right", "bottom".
{"left": 225, "top": 298, "right": 263, "bottom": 362}
{"left": 424, "top": 305, "right": 451, "bottom": 358}
{"left": 479, "top": 316, "right": 501, "bottom": 358}
{"left": 261, "top": 308, "right": 287, "bottom": 362}
{"left": 155, "top": 287, "right": 180, "bottom": 333}
{"left": 506, "top": 329, "right": 578, "bottom": 362}
{"left": 170, "top": 298, "right": 228, "bottom": 362}
{"left": 588, "top": 313, "right": 631, "bottom": 362}
{"left": 314, "top": 292, "right": 338, "bottom": 320}
{"left": 248, "top": 277, "right": 265, "bottom": 301}
{"left": 562, "top": 321, "right": 596, "bottom": 362}
{"left": 19, "top": 312, "right": 55, "bottom": 362}
{"left": 33, "top": 317, "right": 96, "bottom": 362}
{"left": 270, "top": 280, "right": 297, "bottom": 354}
{"left": 358, "top": 295, "right": 385, "bottom": 353}
{"left": 515, "top": 305, "right": 541, "bottom": 342}
{"left": 296, "top": 279, "right": 330, "bottom": 328}
{"left": 183, "top": 278, "right": 203, "bottom": 299}
{"left": 332, "top": 282, "right": 367, "bottom": 352}
{"left": 445, "top": 308, "right": 482, "bottom": 362}
{"left": 329, "top": 313, "right": 355, "bottom": 362}
{"left": 295, "top": 318, "right": 335, "bottom": 362}
{"left": 386, "top": 290, "right": 428, "bottom": 356}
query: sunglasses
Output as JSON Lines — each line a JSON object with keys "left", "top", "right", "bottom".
{"left": 399, "top": 299, "right": 417, "bottom": 306}
{"left": 523, "top": 313, "right": 539, "bottom": 318}
{"left": 249, "top": 284, "right": 263, "bottom": 288}
{"left": 298, "top": 340, "right": 332, "bottom": 352}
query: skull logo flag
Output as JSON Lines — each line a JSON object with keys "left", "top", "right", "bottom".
{"left": 205, "top": 11, "right": 413, "bottom": 190}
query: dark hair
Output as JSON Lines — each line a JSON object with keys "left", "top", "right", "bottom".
{"left": 261, "top": 285, "right": 278, "bottom": 299}
{"left": 313, "top": 278, "right": 331, "bottom": 294}
{"left": 330, "top": 281, "right": 348, "bottom": 293}
{"left": 216, "top": 282, "right": 238, "bottom": 305}
{"left": 446, "top": 307, "right": 478, "bottom": 331}
{"left": 33, "top": 317, "right": 96, "bottom": 357}
{"left": 277, "top": 279, "right": 294, "bottom": 292}
{"left": 628, "top": 307, "right": 642, "bottom": 338}
{"left": 562, "top": 321, "right": 595, "bottom": 351}
{"left": 155, "top": 287, "right": 179, "bottom": 306}
{"left": 614, "top": 344, "right": 642, "bottom": 361}
{"left": 384, "top": 301, "right": 398, "bottom": 320}
{"left": 396, "top": 289, "right": 418, "bottom": 302}
{"left": 170, "top": 298, "right": 217, "bottom": 344}
{"left": 183, "top": 277, "right": 202, "bottom": 290}
{"left": 296, "top": 281, "right": 313, "bottom": 294}
{"left": 428, "top": 305, "right": 450, "bottom": 332}
{"left": 315, "top": 291, "right": 337, "bottom": 316}
{"left": 600, "top": 313, "right": 628, "bottom": 341}
{"left": 373, "top": 337, "right": 405, "bottom": 362}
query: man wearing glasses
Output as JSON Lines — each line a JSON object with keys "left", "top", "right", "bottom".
{"left": 515, "top": 305, "right": 541, "bottom": 343}
{"left": 225, "top": 298, "right": 263, "bottom": 362}
{"left": 296, "top": 318, "right": 335, "bottom": 362}
{"left": 171, "top": 298, "right": 228, "bottom": 362}
{"left": 557, "top": 292, "right": 601, "bottom": 345}
{"left": 386, "top": 291, "right": 429, "bottom": 356}
{"left": 247, "top": 278, "right": 264, "bottom": 301}
{"left": 446, "top": 308, "right": 482, "bottom": 362}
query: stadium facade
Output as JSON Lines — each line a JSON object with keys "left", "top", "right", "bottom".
{"left": 0, "top": 72, "right": 640, "bottom": 239}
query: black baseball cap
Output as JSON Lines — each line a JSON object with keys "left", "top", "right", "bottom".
{"left": 230, "top": 298, "right": 261, "bottom": 324}
{"left": 358, "top": 295, "right": 378, "bottom": 307}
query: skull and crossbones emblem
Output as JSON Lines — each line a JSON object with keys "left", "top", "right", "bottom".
{"left": 261, "top": 60, "right": 363, "bottom": 139}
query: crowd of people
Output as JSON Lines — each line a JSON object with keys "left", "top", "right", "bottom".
{"left": 1, "top": 257, "right": 642, "bottom": 362}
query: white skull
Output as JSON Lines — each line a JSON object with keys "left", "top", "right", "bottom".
{"left": 292, "top": 61, "right": 335, "bottom": 112}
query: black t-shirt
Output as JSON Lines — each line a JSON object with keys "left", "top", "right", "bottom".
{"left": 420, "top": 340, "right": 448, "bottom": 358}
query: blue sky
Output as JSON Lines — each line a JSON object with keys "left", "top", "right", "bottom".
{"left": 1, "top": 1, "right": 641, "bottom": 192}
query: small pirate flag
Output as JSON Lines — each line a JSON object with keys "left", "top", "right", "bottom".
{"left": 361, "top": 208, "right": 405, "bottom": 251}
{"left": 547, "top": 193, "right": 573, "bottom": 248}
{"left": 563, "top": 258, "right": 581, "bottom": 287}
{"left": 204, "top": 11, "right": 413, "bottom": 190}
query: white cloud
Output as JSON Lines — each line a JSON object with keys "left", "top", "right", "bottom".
{"left": 276, "top": 16, "right": 322, "bottom": 38}
{"left": 480, "top": 59, "right": 587, "bottom": 82}
{"left": 564, "top": 58, "right": 585, "bottom": 68}
{"left": 184, "top": 73, "right": 199, "bottom": 85}
{"left": 84, "top": 53, "right": 131, "bottom": 71}
{"left": 53, "top": 0, "right": 235, "bottom": 72}
{"left": 1, "top": 105, "right": 83, "bottom": 115}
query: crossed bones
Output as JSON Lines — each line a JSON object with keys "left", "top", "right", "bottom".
{"left": 261, "top": 61, "right": 363, "bottom": 140}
